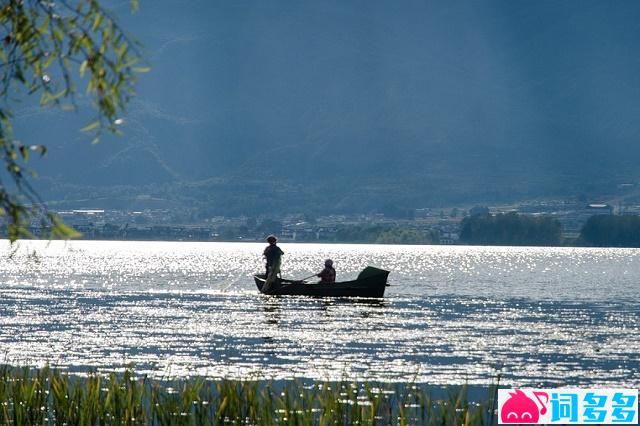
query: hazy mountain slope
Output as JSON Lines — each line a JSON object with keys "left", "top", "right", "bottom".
{"left": 12, "top": 0, "right": 640, "bottom": 213}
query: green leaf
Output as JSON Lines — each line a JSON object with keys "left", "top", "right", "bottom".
{"left": 52, "top": 27, "right": 64, "bottom": 42}
{"left": 132, "top": 66, "right": 151, "bottom": 73}
{"left": 79, "top": 59, "right": 88, "bottom": 77}
{"left": 49, "top": 213, "right": 83, "bottom": 240}
{"left": 19, "top": 145, "right": 29, "bottom": 161}
{"left": 80, "top": 120, "right": 100, "bottom": 132}
{"left": 91, "top": 12, "right": 103, "bottom": 32}
{"left": 37, "top": 14, "right": 50, "bottom": 35}
{"left": 43, "top": 53, "right": 56, "bottom": 69}
{"left": 14, "top": 66, "right": 26, "bottom": 83}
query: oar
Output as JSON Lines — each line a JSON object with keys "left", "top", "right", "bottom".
{"left": 278, "top": 273, "right": 317, "bottom": 286}
{"left": 297, "top": 273, "right": 317, "bottom": 282}
{"left": 263, "top": 273, "right": 318, "bottom": 294}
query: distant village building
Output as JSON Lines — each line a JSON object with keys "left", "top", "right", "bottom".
{"left": 439, "top": 232, "right": 459, "bottom": 245}
{"left": 58, "top": 209, "right": 106, "bottom": 226}
{"left": 586, "top": 204, "right": 613, "bottom": 215}
{"left": 414, "top": 208, "right": 431, "bottom": 219}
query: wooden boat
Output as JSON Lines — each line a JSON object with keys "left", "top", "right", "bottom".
{"left": 254, "top": 266, "right": 390, "bottom": 298}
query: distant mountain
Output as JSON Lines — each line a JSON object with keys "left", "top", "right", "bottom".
{"left": 13, "top": 0, "right": 640, "bottom": 215}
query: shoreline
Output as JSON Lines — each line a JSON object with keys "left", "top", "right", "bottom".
{"left": 2, "top": 236, "right": 637, "bottom": 249}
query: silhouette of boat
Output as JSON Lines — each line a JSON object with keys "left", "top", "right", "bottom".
{"left": 254, "top": 266, "right": 390, "bottom": 298}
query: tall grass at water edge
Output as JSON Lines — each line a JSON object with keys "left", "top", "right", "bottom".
{"left": 0, "top": 365, "right": 499, "bottom": 425}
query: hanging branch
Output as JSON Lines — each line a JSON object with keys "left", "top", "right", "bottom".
{"left": 0, "top": 0, "right": 146, "bottom": 242}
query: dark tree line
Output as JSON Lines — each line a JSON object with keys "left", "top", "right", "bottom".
{"left": 580, "top": 215, "right": 640, "bottom": 247}
{"left": 459, "top": 212, "right": 561, "bottom": 246}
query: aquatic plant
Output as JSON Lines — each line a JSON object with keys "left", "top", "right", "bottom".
{"left": 0, "top": 365, "right": 497, "bottom": 425}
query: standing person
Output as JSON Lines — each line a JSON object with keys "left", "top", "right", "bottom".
{"left": 262, "top": 235, "right": 284, "bottom": 293}
{"left": 317, "top": 259, "right": 336, "bottom": 283}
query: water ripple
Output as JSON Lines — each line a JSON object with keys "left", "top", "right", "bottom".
{"left": 0, "top": 240, "right": 638, "bottom": 386}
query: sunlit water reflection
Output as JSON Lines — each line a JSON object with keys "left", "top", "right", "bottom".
{"left": 0, "top": 240, "right": 638, "bottom": 386}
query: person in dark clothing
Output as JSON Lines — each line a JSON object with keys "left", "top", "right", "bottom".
{"left": 262, "top": 235, "right": 284, "bottom": 293}
{"left": 317, "top": 259, "right": 336, "bottom": 283}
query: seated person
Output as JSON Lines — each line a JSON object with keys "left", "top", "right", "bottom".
{"left": 317, "top": 259, "right": 336, "bottom": 283}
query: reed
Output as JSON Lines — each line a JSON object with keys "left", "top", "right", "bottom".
{"left": 0, "top": 366, "right": 497, "bottom": 425}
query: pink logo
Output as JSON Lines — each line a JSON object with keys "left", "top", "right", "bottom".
{"left": 501, "top": 389, "right": 549, "bottom": 423}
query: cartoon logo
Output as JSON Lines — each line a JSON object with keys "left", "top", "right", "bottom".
{"left": 501, "top": 389, "right": 549, "bottom": 423}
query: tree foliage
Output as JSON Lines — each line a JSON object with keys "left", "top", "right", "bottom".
{"left": 580, "top": 214, "right": 640, "bottom": 247}
{"left": 375, "top": 227, "right": 435, "bottom": 244}
{"left": 330, "top": 224, "right": 437, "bottom": 244}
{"left": 0, "top": 0, "right": 143, "bottom": 241}
{"left": 459, "top": 212, "right": 561, "bottom": 246}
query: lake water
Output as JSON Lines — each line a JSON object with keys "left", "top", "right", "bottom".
{"left": 0, "top": 240, "right": 638, "bottom": 387}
